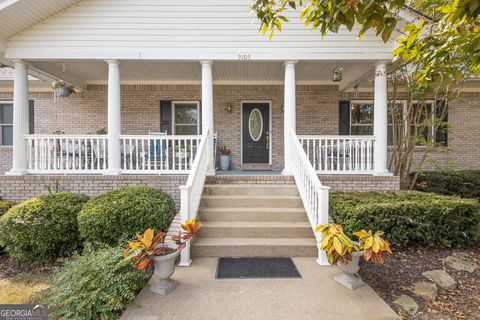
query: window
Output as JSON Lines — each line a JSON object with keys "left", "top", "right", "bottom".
{"left": 349, "top": 100, "right": 448, "bottom": 146}
{"left": 0, "top": 102, "right": 13, "bottom": 146}
{"left": 350, "top": 102, "right": 373, "bottom": 135}
{"left": 173, "top": 102, "right": 199, "bottom": 135}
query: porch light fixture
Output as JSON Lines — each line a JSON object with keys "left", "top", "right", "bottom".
{"left": 332, "top": 66, "right": 343, "bottom": 82}
{"left": 225, "top": 103, "right": 232, "bottom": 113}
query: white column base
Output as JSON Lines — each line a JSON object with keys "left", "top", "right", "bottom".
{"left": 207, "top": 169, "right": 216, "bottom": 176}
{"left": 373, "top": 170, "right": 393, "bottom": 176}
{"left": 178, "top": 241, "right": 192, "bottom": 267}
{"left": 103, "top": 169, "right": 122, "bottom": 176}
{"left": 316, "top": 245, "right": 330, "bottom": 266}
{"left": 282, "top": 168, "right": 292, "bottom": 176}
{"left": 6, "top": 169, "right": 27, "bottom": 176}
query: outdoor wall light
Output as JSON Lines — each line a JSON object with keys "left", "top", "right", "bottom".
{"left": 332, "top": 66, "right": 343, "bottom": 82}
{"left": 225, "top": 103, "right": 233, "bottom": 113}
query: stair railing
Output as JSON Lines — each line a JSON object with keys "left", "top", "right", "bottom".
{"left": 178, "top": 129, "right": 210, "bottom": 266}
{"left": 289, "top": 129, "right": 330, "bottom": 265}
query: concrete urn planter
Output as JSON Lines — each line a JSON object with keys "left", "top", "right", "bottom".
{"left": 219, "top": 155, "right": 231, "bottom": 171}
{"left": 334, "top": 245, "right": 365, "bottom": 290}
{"left": 150, "top": 243, "right": 181, "bottom": 296}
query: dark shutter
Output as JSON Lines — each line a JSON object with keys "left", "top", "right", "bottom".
{"left": 339, "top": 100, "right": 350, "bottom": 135}
{"left": 160, "top": 100, "right": 172, "bottom": 134}
{"left": 435, "top": 100, "right": 448, "bottom": 146}
{"left": 28, "top": 100, "right": 34, "bottom": 134}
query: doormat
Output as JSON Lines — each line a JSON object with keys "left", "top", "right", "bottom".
{"left": 216, "top": 257, "right": 301, "bottom": 279}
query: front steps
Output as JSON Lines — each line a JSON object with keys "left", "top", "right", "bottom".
{"left": 192, "top": 183, "right": 317, "bottom": 258}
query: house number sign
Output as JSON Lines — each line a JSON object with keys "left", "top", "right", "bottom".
{"left": 238, "top": 54, "right": 252, "bottom": 60}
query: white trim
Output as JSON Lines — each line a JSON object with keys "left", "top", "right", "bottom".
{"left": 172, "top": 101, "right": 200, "bottom": 135}
{"left": 84, "top": 80, "right": 340, "bottom": 86}
{"left": 240, "top": 100, "right": 272, "bottom": 166}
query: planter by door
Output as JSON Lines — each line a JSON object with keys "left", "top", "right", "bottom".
{"left": 220, "top": 155, "right": 231, "bottom": 171}
{"left": 334, "top": 248, "right": 364, "bottom": 290}
{"left": 150, "top": 243, "right": 181, "bottom": 296}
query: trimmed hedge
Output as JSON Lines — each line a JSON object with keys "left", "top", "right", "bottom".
{"left": 0, "top": 200, "right": 15, "bottom": 217}
{"left": 0, "top": 192, "right": 89, "bottom": 262}
{"left": 78, "top": 186, "right": 176, "bottom": 246}
{"left": 45, "top": 246, "right": 147, "bottom": 320}
{"left": 330, "top": 191, "right": 480, "bottom": 248}
{"left": 412, "top": 171, "right": 480, "bottom": 200}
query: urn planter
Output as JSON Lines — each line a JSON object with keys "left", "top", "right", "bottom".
{"left": 334, "top": 247, "right": 364, "bottom": 290}
{"left": 150, "top": 243, "right": 181, "bottom": 296}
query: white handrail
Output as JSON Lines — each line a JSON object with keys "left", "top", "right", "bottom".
{"left": 298, "top": 135, "right": 375, "bottom": 174}
{"left": 289, "top": 130, "right": 330, "bottom": 265}
{"left": 178, "top": 129, "right": 210, "bottom": 266}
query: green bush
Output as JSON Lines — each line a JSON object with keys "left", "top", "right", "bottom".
{"left": 330, "top": 191, "right": 480, "bottom": 248}
{"left": 0, "top": 192, "right": 89, "bottom": 262}
{"left": 78, "top": 186, "right": 176, "bottom": 246}
{"left": 411, "top": 171, "right": 480, "bottom": 200}
{"left": 45, "top": 246, "right": 147, "bottom": 320}
{"left": 0, "top": 200, "right": 15, "bottom": 217}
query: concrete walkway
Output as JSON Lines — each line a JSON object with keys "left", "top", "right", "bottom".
{"left": 122, "top": 258, "right": 398, "bottom": 320}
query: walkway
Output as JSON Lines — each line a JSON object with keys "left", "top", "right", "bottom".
{"left": 121, "top": 258, "right": 398, "bottom": 320}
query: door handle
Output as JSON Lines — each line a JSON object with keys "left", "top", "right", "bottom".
{"left": 266, "top": 131, "right": 269, "bottom": 150}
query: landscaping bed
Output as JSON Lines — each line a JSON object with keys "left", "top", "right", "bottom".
{"left": 360, "top": 247, "right": 480, "bottom": 319}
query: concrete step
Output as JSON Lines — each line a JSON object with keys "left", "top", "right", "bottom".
{"left": 203, "top": 184, "right": 299, "bottom": 196}
{"left": 198, "top": 207, "right": 308, "bottom": 222}
{"left": 191, "top": 237, "right": 318, "bottom": 257}
{"left": 200, "top": 195, "right": 303, "bottom": 208}
{"left": 199, "top": 221, "right": 313, "bottom": 238}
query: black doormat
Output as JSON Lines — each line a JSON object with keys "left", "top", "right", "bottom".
{"left": 216, "top": 257, "right": 301, "bottom": 279}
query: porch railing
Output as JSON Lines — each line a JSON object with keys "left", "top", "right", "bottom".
{"left": 289, "top": 130, "right": 330, "bottom": 265}
{"left": 25, "top": 134, "right": 108, "bottom": 174}
{"left": 24, "top": 134, "right": 201, "bottom": 174}
{"left": 298, "top": 135, "right": 375, "bottom": 174}
{"left": 178, "top": 129, "right": 211, "bottom": 266}
{"left": 119, "top": 135, "right": 201, "bottom": 174}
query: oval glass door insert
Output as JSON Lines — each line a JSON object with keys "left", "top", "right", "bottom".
{"left": 248, "top": 108, "right": 263, "bottom": 141}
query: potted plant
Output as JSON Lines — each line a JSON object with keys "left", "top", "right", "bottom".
{"left": 125, "top": 219, "right": 202, "bottom": 295}
{"left": 217, "top": 146, "right": 231, "bottom": 171}
{"left": 51, "top": 80, "right": 76, "bottom": 98}
{"left": 316, "top": 224, "right": 392, "bottom": 289}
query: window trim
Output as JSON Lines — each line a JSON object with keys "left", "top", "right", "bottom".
{"left": 172, "top": 101, "right": 200, "bottom": 135}
{"left": 0, "top": 101, "right": 14, "bottom": 147}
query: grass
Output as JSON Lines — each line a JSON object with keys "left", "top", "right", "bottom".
{"left": 0, "top": 273, "right": 49, "bottom": 304}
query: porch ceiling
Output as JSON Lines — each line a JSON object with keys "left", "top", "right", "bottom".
{"left": 29, "top": 60, "right": 375, "bottom": 87}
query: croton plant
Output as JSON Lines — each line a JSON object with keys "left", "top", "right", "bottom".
{"left": 125, "top": 219, "right": 202, "bottom": 270}
{"left": 316, "top": 224, "right": 392, "bottom": 265}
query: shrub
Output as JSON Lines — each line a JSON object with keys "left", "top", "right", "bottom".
{"left": 45, "top": 246, "right": 147, "bottom": 320}
{"left": 411, "top": 171, "right": 480, "bottom": 200}
{"left": 0, "top": 200, "right": 15, "bottom": 217}
{"left": 330, "top": 191, "right": 480, "bottom": 249}
{"left": 0, "top": 192, "right": 89, "bottom": 262}
{"left": 78, "top": 186, "right": 176, "bottom": 246}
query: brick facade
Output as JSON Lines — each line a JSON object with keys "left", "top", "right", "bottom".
{"left": 0, "top": 175, "right": 187, "bottom": 210}
{"left": 0, "top": 84, "right": 479, "bottom": 175}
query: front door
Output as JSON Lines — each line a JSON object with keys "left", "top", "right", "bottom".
{"left": 242, "top": 103, "right": 270, "bottom": 164}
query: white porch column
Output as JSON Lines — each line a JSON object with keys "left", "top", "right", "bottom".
{"left": 8, "top": 60, "right": 29, "bottom": 175}
{"left": 104, "top": 60, "right": 122, "bottom": 175}
{"left": 373, "top": 63, "right": 390, "bottom": 175}
{"left": 282, "top": 61, "right": 297, "bottom": 175}
{"left": 201, "top": 60, "right": 215, "bottom": 175}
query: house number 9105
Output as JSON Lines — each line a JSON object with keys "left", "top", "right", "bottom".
{"left": 238, "top": 54, "right": 251, "bottom": 60}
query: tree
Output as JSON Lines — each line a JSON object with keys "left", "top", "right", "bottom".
{"left": 251, "top": 0, "right": 479, "bottom": 187}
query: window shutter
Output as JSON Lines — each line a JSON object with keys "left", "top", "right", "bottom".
{"left": 29, "top": 100, "right": 34, "bottom": 134}
{"left": 160, "top": 100, "right": 172, "bottom": 134}
{"left": 435, "top": 100, "right": 448, "bottom": 146}
{"left": 339, "top": 100, "right": 350, "bottom": 135}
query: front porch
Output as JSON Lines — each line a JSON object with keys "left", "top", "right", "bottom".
{"left": 4, "top": 60, "right": 391, "bottom": 177}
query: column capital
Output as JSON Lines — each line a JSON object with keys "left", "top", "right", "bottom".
{"left": 200, "top": 60, "right": 213, "bottom": 67}
{"left": 283, "top": 60, "right": 298, "bottom": 67}
{"left": 11, "top": 59, "right": 28, "bottom": 66}
{"left": 374, "top": 61, "right": 389, "bottom": 68}
{"left": 105, "top": 59, "right": 121, "bottom": 66}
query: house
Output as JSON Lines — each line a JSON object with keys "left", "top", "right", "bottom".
{"left": 0, "top": 0, "right": 479, "bottom": 264}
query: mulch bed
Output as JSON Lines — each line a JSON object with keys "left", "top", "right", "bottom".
{"left": 0, "top": 253, "right": 59, "bottom": 279}
{"left": 360, "top": 247, "right": 480, "bottom": 320}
